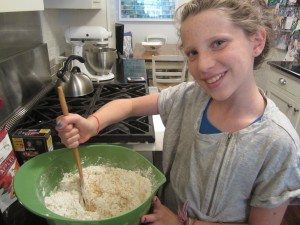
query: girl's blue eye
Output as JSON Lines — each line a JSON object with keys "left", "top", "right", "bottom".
{"left": 185, "top": 50, "right": 198, "bottom": 60}
{"left": 213, "top": 40, "right": 225, "bottom": 48}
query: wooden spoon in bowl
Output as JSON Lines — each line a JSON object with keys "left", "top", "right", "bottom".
{"left": 57, "top": 85, "right": 91, "bottom": 210}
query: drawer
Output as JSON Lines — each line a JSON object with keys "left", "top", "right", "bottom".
{"left": 269, "top": 67, "right": 300, "bottom": 98}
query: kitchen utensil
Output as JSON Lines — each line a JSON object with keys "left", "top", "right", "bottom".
{"left": 14, "top": 144, "right": 166, "bottom": 225}
{"left": 56, "top": 55, "right": 93, "bottom": 97}
{"left": 57, "top": 85, "right": 90, "bottom": 210}
{"left": 84, "top": 47, "right": 117, "bottom": 75}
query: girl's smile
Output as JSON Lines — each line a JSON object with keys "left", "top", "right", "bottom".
{"left": 206, "top": 72, "right": 225, "bottom": 84}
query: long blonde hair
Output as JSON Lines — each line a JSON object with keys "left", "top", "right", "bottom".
{"left": 175, "top": 0, "right": 276, "bottom": 69}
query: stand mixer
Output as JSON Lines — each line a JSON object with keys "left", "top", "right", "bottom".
{"left": 65, "top": 26, "right": 116, "bottom": 82}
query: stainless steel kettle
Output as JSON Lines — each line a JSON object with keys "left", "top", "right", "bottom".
{"left": 56, "top": 55, "right": 93, "bottom": 97}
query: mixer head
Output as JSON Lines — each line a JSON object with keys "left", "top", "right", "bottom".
{"left": 65, "top": 26, "right": 112, "bottom": 47}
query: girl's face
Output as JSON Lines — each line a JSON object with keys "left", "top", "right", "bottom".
{"left": 181, "top": 9, "right": 266, "bottom": 102}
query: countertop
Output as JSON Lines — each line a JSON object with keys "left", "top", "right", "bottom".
{"left": 267, "top": 61, "right": 300, "bottom": 79}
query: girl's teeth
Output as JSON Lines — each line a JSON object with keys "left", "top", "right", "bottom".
{"left": 207, "top": 73, "right": 224, "bottom": 84}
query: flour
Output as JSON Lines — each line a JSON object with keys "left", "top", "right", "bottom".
{"left": 44, "top": 165, "right": 152, "bottom": 220}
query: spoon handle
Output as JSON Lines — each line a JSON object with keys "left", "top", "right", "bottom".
{"left": 57, "top": 86, "right": 84, "bottom": 182}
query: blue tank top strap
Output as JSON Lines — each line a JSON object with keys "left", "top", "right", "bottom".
{"left": 200, "top": 99, "right": 222, "bottom": 134}
{"left": 200, "top": 99, "right": 263, "bottom": 134}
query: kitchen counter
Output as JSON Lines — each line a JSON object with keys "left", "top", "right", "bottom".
{"left": 267, "top": 61, "right": 300, "bottom": 79}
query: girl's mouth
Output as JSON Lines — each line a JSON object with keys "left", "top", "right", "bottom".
{"left": 206, "top": 72, "right": 225, "bottom": 84}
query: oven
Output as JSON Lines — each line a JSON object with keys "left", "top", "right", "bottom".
{"left": 0, "top": 44, "right": 164, "bottom": 225}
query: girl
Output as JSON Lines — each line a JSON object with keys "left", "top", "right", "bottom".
{"left": 56, "top": 0, "right": 300, "bottom": 224}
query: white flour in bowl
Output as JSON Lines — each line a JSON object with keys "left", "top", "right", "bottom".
{"left": 44, "top": 165, "right": 152, "bottom": 220}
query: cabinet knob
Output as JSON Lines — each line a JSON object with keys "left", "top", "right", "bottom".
{"left": 287, "top": 104, "right": 293, "bottom": 108}
{"left": 278, "top": 78, "right": 287, "bottom": 85}
{"left": 294, "top": 108, "right": 299, "bottom": 113}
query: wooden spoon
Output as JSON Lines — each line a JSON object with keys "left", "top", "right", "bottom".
{"left": 57, "top": 85, "right": 90, "bottom": 210}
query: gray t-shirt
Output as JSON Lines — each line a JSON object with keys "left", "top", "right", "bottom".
{"left": 158, "top": 82, "right": 300, "bottom": 223}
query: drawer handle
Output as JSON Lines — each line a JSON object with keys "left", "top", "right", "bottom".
{"left": 278, "top": 78, "right": 287, "bottom": 85}
{"left": 294, "top": 108, "right": 299, "bottom": 113}
{"left": 288, "top": 104, "right": 293, "bottom": 108}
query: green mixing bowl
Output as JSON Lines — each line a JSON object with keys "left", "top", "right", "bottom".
{"left": 14, "top": 144, "right": 166, "bottom": 225}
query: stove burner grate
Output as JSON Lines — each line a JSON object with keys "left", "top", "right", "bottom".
{"left": 12, "top": 83, "right": 155, "bottom": 147}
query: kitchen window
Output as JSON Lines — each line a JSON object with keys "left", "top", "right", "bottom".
{"left": 119, "top": 0, "right": 178, "bottom": 21}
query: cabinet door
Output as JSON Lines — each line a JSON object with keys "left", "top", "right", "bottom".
{"left": 268, "top": 84, "right": 300, "bottom": 127}
{"left": 43, "top": 0, "right": 101, "bottom": 9}
{"left": 0, "top": 0, "right": 44, "bottom": 12}
{"left": 268, "top": 67, "right": 300, "bottom": 98}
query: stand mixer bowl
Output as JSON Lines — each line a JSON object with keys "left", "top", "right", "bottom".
{"left": 84, "top": 47, "right": 117, "bottom": 76}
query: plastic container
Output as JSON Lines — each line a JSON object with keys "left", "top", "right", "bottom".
{"left": 14, "top": 144, "right": 166, "bottom": 225}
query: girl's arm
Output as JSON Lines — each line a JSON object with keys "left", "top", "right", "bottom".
{"left": 92, "top": 92, "right": 160, "bottom": 131}
{"left": 56, "top": 93, "right": 160, "bottom": 149}
{"left": 141, "top": 197, "right": 289, "bottom": 225}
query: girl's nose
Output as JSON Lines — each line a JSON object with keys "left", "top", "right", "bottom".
{"left": 196, "top": 51, "right": 215, "bottom": 73}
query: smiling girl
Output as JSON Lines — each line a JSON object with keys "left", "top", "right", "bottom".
{"left": 56, "top": 0, "right": 300, "bottom": 224}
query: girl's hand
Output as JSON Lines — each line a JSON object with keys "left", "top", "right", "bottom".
{"left": 141, "top": 196, "right": 182, "bottom": 225}
{"left": 55, "top": 113, "right": 97, "bottom": 149}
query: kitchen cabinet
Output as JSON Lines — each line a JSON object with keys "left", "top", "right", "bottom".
{"left": 43, "top": 0, "right": 102, "bottom": 9}
{"left": 267, "top": 66, "right": 300, "bottom": 135}
{"left": 0, "top": 0, "right": 44, "bottom": 12}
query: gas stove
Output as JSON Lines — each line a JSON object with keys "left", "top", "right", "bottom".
{"left": 0, "top": 44, "right": 163, "bottom": 225}
{"left": 12, "top": 83, "right": 155, "bottom": 148}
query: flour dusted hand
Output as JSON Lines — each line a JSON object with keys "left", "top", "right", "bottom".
{"left": 44, "top": 165, "right": 152, "bottom": 220}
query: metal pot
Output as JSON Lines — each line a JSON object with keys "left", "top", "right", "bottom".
{"left": 56, "top": 55, "right": 93, "bottom": 97}
{"left": 84, "top": 47, "right": 117, "bottom": 75}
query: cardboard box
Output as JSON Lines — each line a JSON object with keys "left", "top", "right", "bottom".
{"left": 11, "top": 129, "right": 53, "bottom": 164}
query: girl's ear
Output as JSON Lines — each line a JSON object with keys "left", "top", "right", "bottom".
{"left": 253, "top": 28, "right": 267, "bottom": 57}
